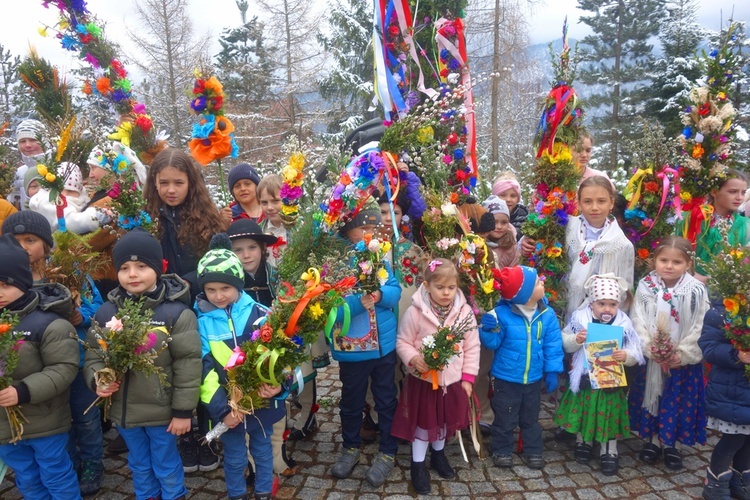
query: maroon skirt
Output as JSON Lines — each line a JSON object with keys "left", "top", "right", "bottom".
{"left": 391, "top": 373, "right": 470, "bottom": 443}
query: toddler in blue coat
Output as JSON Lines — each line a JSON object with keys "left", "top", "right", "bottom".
{"left": 479, "top": 265, "right": 564, "bottom": 470}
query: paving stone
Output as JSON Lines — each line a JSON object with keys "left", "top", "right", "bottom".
{"left": 599, "top": 484, "right": 628, "bottom": 497}
{"left": 576, "top": 488, "right": 605, "bottom": 499}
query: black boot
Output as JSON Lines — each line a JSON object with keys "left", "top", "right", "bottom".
{"left": 410, "top": 460, "right": 431, "bottom": 495}
{"left": 429, "top": 448, "right": 455, "bottom": 479}
{"left": 730, "top": 468, "right": 750, "bottom": 500}
{"left": 702, "top": 468, "right": 732, "bottom": 500}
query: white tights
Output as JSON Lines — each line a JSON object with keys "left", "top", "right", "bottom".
{"left": 412, "top": 425, "right": 446, "bottom": 462}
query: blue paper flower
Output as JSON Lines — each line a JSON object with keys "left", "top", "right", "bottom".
{"left": 61, "top": 35, "right": 80, "bottom": 51}
{"left": 191, "top": 114, "right": 215, "bottom": 139}
{"left": 453, "top": 149, "right": 464, "bottom": 161}
{"left": 682, "top": 126, "right": 692, "bottom": 139}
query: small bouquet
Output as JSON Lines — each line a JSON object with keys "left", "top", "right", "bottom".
{"left": 280, "top": 152, "right": 305, "bottom": 228}
{"left": 456, "top": 234, "right": 500, "bottom": 315}
{"left": 419, "top": 314, "right": 475, "bottom": 389}
{"left": 76, "top": 298, "right": 171, "bottom": 419}
{"left": 650, "top": 312, "right": 677, "bottom": 374}
{"left": 353, "top": 234, "right": 391, "bottom": 294}
{"left": 0, "top": 312, "right": 28, "bottom": 443}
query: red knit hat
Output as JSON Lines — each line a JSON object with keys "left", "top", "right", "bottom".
{"left": 498, "top": 265, "right": 538, "bottom": 304}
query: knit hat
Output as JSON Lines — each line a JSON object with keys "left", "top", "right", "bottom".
{"left": 584, "top": 273, "right": 627, "bottom": 303}
{"left": 482, "top": 195, "right": 510, "bottom": 218}
{"left": 340, "top": 198, "right": 382, "bottom": 234}
{"left": 2, "top": 211, "right": 54, "bottom": 248}
{"left": 87, "top": 147, "right": 106, "bottom": 168}
{"left": 58, "top": 162, "right": 84, "bottom": 195}
{"left": 498, "top": 265, "right": 538, "bottom": 305}
{"left": 226, "top": 219, "right": 279, "bottom": 246}
{"left": 112, "top": 228, "right": 164, "bottom": 277}
{"left": 15, "top": 119, "right": 46, "bottom": 142}
{"left": 24, "top": 167, "right": 42, "bottom": 194}
{"left": 477, "top": 212, "right": 496, "bottom": 234}
{"left": 197, "top": 234, "right": 245, "bottom": 291}
{"left": 227, "top": 162, "right": 260, "bottom": 193}
{"left": 0, "top": 234, "right": 33, "bottom": 293}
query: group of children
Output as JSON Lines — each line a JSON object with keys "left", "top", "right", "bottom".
{"left": 2, "top": 119, "right": 750, "bottom": 500}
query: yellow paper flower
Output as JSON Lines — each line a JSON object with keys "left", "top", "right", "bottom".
{"left": 108, "top": 122, "right": 133, "bottom": 148}
{"left": 282, "top": 165, "right": 298, "bottom": 184}
{"left": 281, "top": 204, "right": 298, "bottom": 215}
{"left": 416, "top": 126, "right": 434, "bottom": 144}
{"left": 381, "top": 241, "right": 391, "bottom": 253}
{"left": 37, "top": 164, "right": 48, "bottom": 176}
{"left": 724, "top": 297, "right": 740, "bottom": 317}
{"left": 377, "top": 267, "right": 389, "bottom": 284}
{"left": 308, "top": 302, "right": 324, "bottom": 319}
{"left": 680, "top": 191, "right": 692, "bottom": 203}
{"left": 45, "top": 173, "right": 56, "bottom": 182}
{"left": 542, "top": 143, "right": 573, "bottom": 165}
{"left": 289, "top": 152, "right": 305, "bottom": 171}
{"left": 38, "top": 27, "right": 49, "bottom": 37}
{"left": 481, "top": 279, "right": 494, "bottom": 295}
{"left": 546, "top": 246, "right": 563, "bottom": 258}
{"left": 746, "top": 316, "right": 750, "bottom": 328}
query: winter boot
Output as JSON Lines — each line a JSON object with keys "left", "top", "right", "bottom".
{"left": 702, "top": 468, "right": 732, "bottom": 500}
{"left": 410, "top": 460, "right": 431, "bottom": 495}
{"left": 429, "top": 448, "right": 455, "bottom": 479}
{"left": 730, "top": 468, "right": 750, "bottom": 500}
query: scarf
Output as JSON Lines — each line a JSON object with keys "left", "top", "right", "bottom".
{"left": 566, "top": 215, "right": 634, "bottom": 319}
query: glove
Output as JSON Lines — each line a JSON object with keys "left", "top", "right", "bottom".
{"left": 544, "top": 372, "right": 559, "bottom": 394}
{"left": 481, "top": 312, "right": 498, "bottom": 332}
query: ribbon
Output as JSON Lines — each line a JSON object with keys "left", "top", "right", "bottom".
{"left": 421, "top": 369, "right": 439, "bottom": 390}
{"left": 294, "top": 366, "right": 305, "bottom": 397}
{"left": 681, "top": 196, "right": 712, "bottom": 247}
{"left": 56, "top": 193, "right": 68, "bottom": 232}
{"left": 535, "top": 85, "right": 576, "bottom": 158}
{"left": 324, "top": 301, "right": 351, "bottom": 341}
{"left": 225, "top": 346, "right": 246, "bottom": 369}
{"left": 255, "top": 345, "right": 285, "bottom": 386}
{"left": 391, "top": 0, "right": 437, "bottom": 103}
{"left": 642, "top": 166, "right": 679, "bottom": 236}
{"left": 623, "top": 167, "right": 653, "bottom": 210}
{"left": 381, "top": 152, "right": 401, "bottom": 241}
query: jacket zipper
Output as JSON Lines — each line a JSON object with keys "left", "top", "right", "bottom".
{"left": 522, "top": 311, "right": 544, "bottom": 384}
{"left": 121, "top": 371, "right": 130, "bottom": 427}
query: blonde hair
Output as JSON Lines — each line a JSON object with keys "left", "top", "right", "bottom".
{"left": 423, "top": 257, "right": 459, "bottom": 285}
{"left": 257, "top": 174, "right": 283, "bottom": 198}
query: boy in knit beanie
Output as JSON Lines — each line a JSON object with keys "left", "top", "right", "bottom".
{"left": 2, "top": 210, "right": 54, "bottom": 282}
{"left": 479, "top": 266, "right": 564, "bottom": 470}
{"left": 221, "top": 162, "right": 262, "bottom": 224}
{"left": 195, "top": 234, "right": 286, "bottom": 500}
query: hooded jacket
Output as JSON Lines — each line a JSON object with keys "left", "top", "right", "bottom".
{"left": 396, "top": 285, "right": 480, "bottom": 387}
{"left": 0, "top": 283, "right": 79, "bottom": 444}
{"left": 479, "top": 298, "right": 564, "bottom": 384}
{"left": 84, "top": 275, "right": 201, "bottom": 428}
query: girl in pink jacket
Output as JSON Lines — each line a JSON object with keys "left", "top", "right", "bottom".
{"left": 391, "top": 258, "right": 480, "bottom": 494}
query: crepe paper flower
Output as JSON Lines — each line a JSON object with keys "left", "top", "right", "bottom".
{"left": 191, "top": 96, "right": 207, "bottom": 113}
{"left": 106, "top": 317, "right": 124, "bottom": 332}
{"left": 84, "top": 52, "right": 100, "bottom": 68}
{"left": 96, "top": 77, "right": 113, "bottom": 95}
{"left": 110, "top": 60, "right": 127, "bottom": 78}
{"left": 135, "top": 115, "right": 154, "bottom": 133}
{"left": 192, "top": 114, "right": 216, "bottom": 139}
{"left": 725, "top": 297, "right": 741, "bottom": 317}
{"left": 108, "top": 122, "right": 133, "bottom": 148}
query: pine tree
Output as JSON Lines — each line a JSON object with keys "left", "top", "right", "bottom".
{"left": 316, "top": 0, "right": 374, "bottom": 132}
{"left": 646, "top": 0, "right": 705, "bottom": 139}
{"left": 0, "top": 44, "right": 30, "bottom": 126}
{"left": 577, "top": 0, "right": 666, "bottom": 175}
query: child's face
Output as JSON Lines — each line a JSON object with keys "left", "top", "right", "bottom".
{"left": 379, "top": 203, "right": 402, "bottom": 237}
{"left": 27, "top": 180, "right": 40, "bottom": 198}
{"left": 712, "top": 178, "right": 748, "bottom": 215}
{"left": 62, "top": 188, "right": 80, "bottom": 199}
{"left": 18, "top": 138, "right": 43, "bottom": 157}
{"left": 578, "top": 185, "right": 614, "bottom": 228}
{"left": 259, "top": 188, "right": 282, "bottom": 224}
{"left": 117, "top": 261, "right": 158, "bottom": 295}
{"left": 345, "top": 224, "right": 376, "bottom": 245}
{"left": 13, "top": 234, "right": 47, "bottom": 265}
{"left": 203, "top": 282, "right": 239, "bottom": 309}
{"left": 232, "top": 180, "right": 257, "bottom": 207}
{"left": 526, "top": 277, "right": 545, "bottom": 305}
{"left": 0, "top": 281, "right": 24, "bottom": 308}
{"left": 489, "top": 213, "right": 511, "bottom": 239}
{"left": 654, "top": 247, "right": 690, "bottom": 288}
{"left": 156, "top": 166, "right": 189, "bottom": 207}
{"left": 591, "top": 299, "right": 619, "bottom": 323}
{"left": 425, "top": 276, "right": 458, "bottom": 307}
{"left": 231, "top": 238, "right": 263, "bottom": 275}
{"left": 496, "top": 189, "right": 519, "bottom": 213}
{"left": 573, "top": 137, "right": 593, "bottom": 170}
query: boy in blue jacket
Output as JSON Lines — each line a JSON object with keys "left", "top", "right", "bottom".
{"left": 329, "top": 202, "right": 402, "bottom": 487}
{"left": 196, "top": 235, "right": 286, "bottom": 500}
{"left": 479, "top": 265, "right": 563, "bottom": 470}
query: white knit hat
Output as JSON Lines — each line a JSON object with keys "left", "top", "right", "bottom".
{"left": 87, "top": 147, "right": 106, "bottom": 167}
{"left": 15, "top": 119, "right": 46, "bottom": 142}
{"left": 59, "top": 162, "right": 84, "bottom": 194}
{"left": 584, "top": 273, "right": 628, "bottom": 303}
{"left": 481, "top": 195, "right": 510, "bottom": 218}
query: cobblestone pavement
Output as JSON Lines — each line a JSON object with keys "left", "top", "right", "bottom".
{"left": 1, "top": 362, "right": 712, "bottom": 499}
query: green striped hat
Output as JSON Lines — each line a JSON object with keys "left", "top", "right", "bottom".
{"left": 197, "top": 234, "right": 245, "bottom": 291}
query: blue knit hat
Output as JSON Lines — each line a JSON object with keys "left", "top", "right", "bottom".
{"left": 499, "top": 265, "right": 538, "bottom": 305}
{"left": 227, "top": 162, "right": 260, "bottom": 193}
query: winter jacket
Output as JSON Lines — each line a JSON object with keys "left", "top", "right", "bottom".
{"left": 0, "top": 198, "right": 17, "bottom": 227}
{"left": 479, "top": 298, "right": 564, "bottom": 384}
{"left": 158, "top": 206, "right": 202, "bottom": 279}
{"left": 196, "top": 291, "right": 286, "bottom": 427}
{"left": 330, "top": 262, "right": 401, "bottom": 362}
{"left": 0, "top": 283, "right": 79, "bottom": 444}
{"left": 396, "top": 285, "right": 480, "bottom": 387}
{"left": 509, "top": 204, "right": 529, "bottom": 241}
{"left": 401, "top": 171, "right": 426, "bottom": 220}
{"left": 29, "top": 188, "right": 101, "bottom": 234}
{"left": 700, "top": 302, "right": 750, "bottom": 425}
{"left": 84, "top": 275, "right": 201, "bottom": 428}
{"left": 230, "top": 201, "right": 263, "bottom": 224}
{"left": 75, "top": 276, "right": 104, "bottom": 366}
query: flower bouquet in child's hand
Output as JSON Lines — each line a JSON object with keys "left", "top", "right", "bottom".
{"left": 352, "top": 234, "right": 391, "bottom": 294}
{"left": 456, "top": 234, "right": 500, "bottom": 315}
{"left": 77, "top": 298, "right": 171, "bottom": 419}
{"left": 418, "top": 314, "right": 475, "bottom": 390}
{"left": 650, "top": 312, "right": 677, "bottom": 374}
{"left": 0, "top": 312, "right": 29, "bottom": 443}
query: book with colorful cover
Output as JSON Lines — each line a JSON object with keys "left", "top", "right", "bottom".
{"left": 584, "top": 339, "right": 627, "bottom": 389}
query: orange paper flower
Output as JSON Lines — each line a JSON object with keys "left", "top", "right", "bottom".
{"left": 692, "top": 144, "right": 705, "bottom": 159}
{"left": 96, "top": 77, "right": 113, "bottom": 95}
{"left": 637, "top": 248, "right": 650, "bottom": 260}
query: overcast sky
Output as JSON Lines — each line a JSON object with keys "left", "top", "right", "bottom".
{"left": 1, "top": 0, "right": 746, "bottom": 85}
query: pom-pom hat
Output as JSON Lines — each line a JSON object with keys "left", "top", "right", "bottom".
{"left": 498, "top": 265, "right": 538, "bottom": 305}
{"left": 197, "top": 233, "right": 245, "bottom": 291}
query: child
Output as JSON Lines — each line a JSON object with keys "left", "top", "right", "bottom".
{"left": 23, "top": 166, "right": 42, "bottom": 208}
{"left": 257, "top": 174, "right": 289, "bottom": 266}
{"left": 11, "top": 118, "right": 48, "bottom": 210}
{"left": 329, "top": 202, "right": 401, "bottom": 487}
{"left": 491, "top": 171, "right": 528, "bottom": 240}
{"left": 479, "top": 265, "right": 563, "bottom": 469}
{"left": 221, "top": 162, "right": 263, "bottom": 224}
{"left": 227, "top": 219, "right": 279, "bottom": 306}
{"left": 86, "top": 229, "right": 202, "bottom": 499}
{"left": 0, "top": 233, "right": 81, "bottom": 499}
{"left": 572, "top": 132, "right": 614, "bottom": 187}
{"left": 392, "top": 258, "right": 480, "bottom": 494}
{"left": 628, "top": 236, "right": 709, "bottom": 470}
{"left": 29, "top": 162, "right": 107, "bottom": 234}
{"left": 700, "top": 296, "right": 750, "bottom": 498}
{"left": 195, "top": 235, "right": 285, "bottom": 500}
{"left": 481, "top": 195, "right": 519, "bottom": 268}
{"left": 2, "top": 210, "right": 54, "bottom": 282}
{"left": 554, "top": 273, "right": 644, "bottom": 476}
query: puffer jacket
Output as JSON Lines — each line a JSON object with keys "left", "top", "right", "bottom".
{"left": 84, "top": 275, "right": 201, "bottom": 428}
{"left": 396, "top": 285, "right": 480, "bottom": 387}
{"left": 195, "top": 292, "right": 286, "bottom": 427}
{"left": 479, "top": 298, "right": 564, "bottom": 384}
{"left": 700, "top": 302, "right": 750, "bottom": 425}
{"left": 330, "top": 261, "right": 401, "bottom": 362}
{"left": 0, "top": 283, "right": 79, "bottom": 444}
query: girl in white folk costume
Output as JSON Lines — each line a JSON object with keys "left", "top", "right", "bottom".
{"left": 628, "top": 235, "right": 709, "bottom": 471}
{"left": 565, "top": 176, "right": 635, "bottom": 320}
{"left": 554, "top": 273, "right": 644, "bottom": 476}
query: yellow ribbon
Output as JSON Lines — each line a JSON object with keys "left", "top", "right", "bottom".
{"left": 624, "top": 167, "right": 653, "bottom": 209}
{"left": 255, "top": 345, "right": 285, "bottom": 386}
{"left": 300, "top": 268, "right": 320, "bottom": 288}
